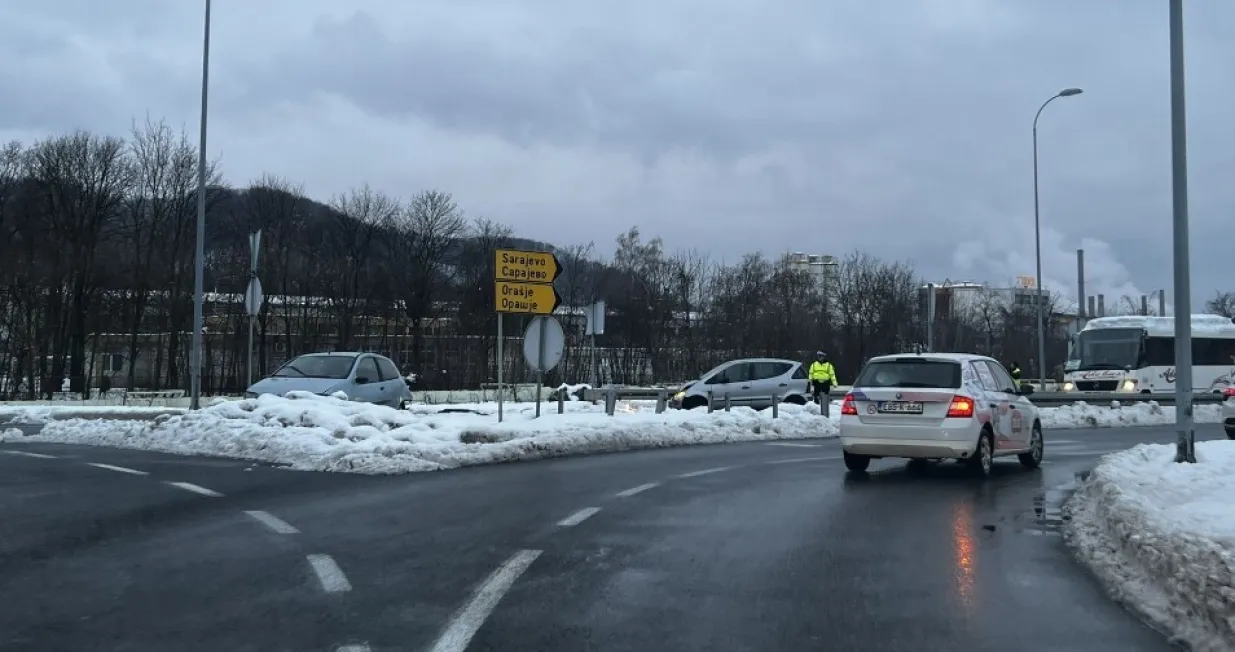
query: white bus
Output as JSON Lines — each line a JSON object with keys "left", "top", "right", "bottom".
{"left": 1062, "top": 314, "right": 1235, "bottom": 394}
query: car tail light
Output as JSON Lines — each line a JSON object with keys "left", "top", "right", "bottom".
{"left": 1224, "top": 387, "right": 1235, "bottom": 398}
{"left": 841, "top": 393, "right": 857, "bottom": 415}
{"left": 946, "top": 395, "right": 975, "bottom": 418}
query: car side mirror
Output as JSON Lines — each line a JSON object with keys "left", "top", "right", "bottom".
{"left": 1018, "top": 383, "right": 1034, "bottom": 395}
{"left": 354, "top": 376, "right": 370, "bottom": 385}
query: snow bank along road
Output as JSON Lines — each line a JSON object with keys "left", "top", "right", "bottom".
{"left": 1, "top": 392, "right": 1224, "bottom": 474}
{"left": 1066, "top": 439, "right": 1235, "bottom": 652}
{"left": 4, "top": 424, "right": 1228, "bottom": 652}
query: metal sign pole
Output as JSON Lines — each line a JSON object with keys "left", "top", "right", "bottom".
{"left": 535, "top": 317, "right": 547, "bottom": 418}
{"left": 1168, "top": 0, "right": 1195, "bottom": 463}
{"left": 497, "top": 313, "right": 504, "bottom": 423}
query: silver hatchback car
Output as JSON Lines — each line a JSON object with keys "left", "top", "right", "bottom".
{"left": 245, "top": 352, "right": 413, "bottom": 408}
{"left": 672, "top": 358, "right": 810, "bottom": 410}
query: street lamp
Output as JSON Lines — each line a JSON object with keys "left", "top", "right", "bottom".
{"left": 1167, "top": 0, "right": 1194, "bottom": 463}
{"left": 1032, "top": 87, "right": 1083, "bottom": 388}
{"left": 190, "top": 0, "right": 212, "bottom": 410}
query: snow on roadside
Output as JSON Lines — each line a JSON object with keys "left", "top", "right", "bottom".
{"left": 1063, "top": 441, "right": 1235, "bottom": 652}
{"left": 1040, "top": 401, "right": 1223, "bottom": 429}
{"left": 0, "top": 392, "right": 836, "bottom": 474}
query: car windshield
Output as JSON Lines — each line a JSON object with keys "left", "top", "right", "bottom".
{"left": 272, "top": 355, "right": 357, "bottom": 379}
{"left": 855, "top": 359, "right": 961, "bottom": 389}
{"left": 1071, "top": 328, "right": 1142, "bottom": 371}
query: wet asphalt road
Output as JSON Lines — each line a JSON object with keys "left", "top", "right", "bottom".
{"left": 2, "top": 425, "right": 1226, "bottom": 652}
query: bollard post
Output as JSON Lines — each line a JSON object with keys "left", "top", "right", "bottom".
{"left": 821, "top": 393, "right": 830, "bottom": 418}
{"left": 724, "top": 393, "right": 731, "bottom": 412}
{"left": 558, "top": 390, "right": 565, "bottom": 415}
{"left": 655, "top": 390, "right": 666, "bottom": 414}
{"left": 772, "top": 394, "right": 779, "bottom": 418}
{"left": 707, "top": 390, "right": 714, "bottom": 414}
{"left": 605, "top": 388, "right": 617, "bottom": 416}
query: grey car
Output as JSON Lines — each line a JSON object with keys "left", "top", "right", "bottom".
{"left": 245, "top": 352, "right": 413, "bottom": 408}
{"left": 672, "top": 358, "right": 810, "bottom": 410}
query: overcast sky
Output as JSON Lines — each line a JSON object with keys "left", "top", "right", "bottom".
{"left": 3, "top": 1, "right": 1232, "bottom": 308}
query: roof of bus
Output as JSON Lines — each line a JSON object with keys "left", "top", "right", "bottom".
{"left": 1081, "top": 314, "right": 1235, "bottom": 338}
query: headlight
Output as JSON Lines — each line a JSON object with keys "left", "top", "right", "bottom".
{"left": 1061, "top": 382, "right": 1074, "bottom": 392}
{"left": 1120, "top": 379, "right": 1137, "bottom": 392}
{"left": 673, "top": 391, "right": 685, "bottom": 400}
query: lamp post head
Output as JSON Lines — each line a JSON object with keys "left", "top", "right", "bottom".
{"left": 1059, "top": 88, "right": 1083, "bottom": 97}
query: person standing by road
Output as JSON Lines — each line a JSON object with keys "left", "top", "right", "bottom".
{"left": 808, "top": 351, "right": 838, "bottom": 405}
{"left": 1009, "top": 361, "right": 1023, "bottom": 383}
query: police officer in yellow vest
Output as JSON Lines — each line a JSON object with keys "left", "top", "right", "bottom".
{"left": 1009, "top": 361, "right": 1022, "bottom": 382}
{"left": 808, "top": 351, "right": 838, "bottom": 404}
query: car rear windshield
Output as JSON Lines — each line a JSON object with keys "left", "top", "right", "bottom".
{"left": 273, "top": 355, "right": 357, "bottom": 379}
{"left": 854, "top": 359, "right": 962, "bottom": 389}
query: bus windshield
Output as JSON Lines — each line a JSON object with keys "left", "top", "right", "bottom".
{"left": 1071, "top": 328, "right": 1143, "bottom": 371}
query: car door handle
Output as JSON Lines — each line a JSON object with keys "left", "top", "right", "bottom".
{"left": 740, "top": 385, "right": 751, "bottom": 389}
{"left": 990, "top": 404, "right": 998, "bottom": 408}
{"left": 778, "top": 383, "right": 788, "bottom": 387}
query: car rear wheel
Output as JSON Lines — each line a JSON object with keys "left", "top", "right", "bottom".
{"left": 1226, "top": 425, "right": 1234, "bottom": 440}
{"left": 968, "top": 430, "right": 994, "bottom": 479}
{"left": 1018, "top": 424, "right": 1043, "bottom": 468}
{"left": 784, "top": 394, "right": 807, "bottom": 406}
{"left": 843, "top": 451, "right": 871, "bottom": 473}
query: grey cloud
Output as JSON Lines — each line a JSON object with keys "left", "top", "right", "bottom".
{"left": 1, "top": 0, "right": 1233, "bottom": 301}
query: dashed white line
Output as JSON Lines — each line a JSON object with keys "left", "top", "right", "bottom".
{"left": 86, "top": 462, "right": 148, "bottom": 476}
{"left": 307, "top": 554, "right": 352, "bottom": 593}
{"left": 557, "top": 507, "right": 601, "bottom": 527}
{"left": 767, "top": 455, "right": 842, "bottom": 465}
{"left": 615, "top": 482, "right": 659, "bottom": 497}
{"left": 677, "top": 466, "right": 734, "bottom": 478}
{"left": 245, "top": 510, "right": 300, "bottom": 534}
{"left": 165, "top": 481, "right": 223, "bottom": 497}
{"left": 2, "top": 450, "right": 56, "bottom": 459}
{"left": 428, "top": 549, "right": 542, "bottom": 652}
{"left": 765, "top": 442, "right": 823, "bottom": 448}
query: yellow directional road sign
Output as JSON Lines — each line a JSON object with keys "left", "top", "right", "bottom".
{"left": 496, "top": 281, "right": 562, "bottom": 315}
{"left": 495, "top": 249, "right": 561, "bottom": 283}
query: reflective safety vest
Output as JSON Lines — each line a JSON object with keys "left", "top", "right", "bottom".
{"left": 1010, "top": 365, "right": 1022, "bottom": 380}
{"left": 808, "top": 361, "right": 837, "bottom": 383}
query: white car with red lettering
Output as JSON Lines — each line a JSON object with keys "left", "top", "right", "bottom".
{"left": 838, "top": 353, "right": 1043, "bottom": 478}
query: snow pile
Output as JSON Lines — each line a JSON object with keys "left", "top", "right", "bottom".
{"left": 0, "top": 392, "right": 835, "bottom": 474}
{"left": 1064, "top": 441, "right": 1235, "bottom": 652}
{"left": 1039, "top": 401, "right": 1223, "bottom": 429}
{"left": 0, "top": 404, "right": 188, "bottom": 424}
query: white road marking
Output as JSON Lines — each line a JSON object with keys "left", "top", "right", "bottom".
{"left": 307, "top": 554, "right": 352, "bottom": 593}
{"left": 765, "top": 442, "right": 822, "bottom": 448}
{"left": 677, "top": 466, "right": 733, "bottom": 478}
{"left": 165, "top": 481, "right": 223, "bottom": 497}
{"left": 245, "top": 510, "right": 300, "bottom": 534}
{"left": 766, "top": 455, "right": 842, "bottom": 465}
{"left": 2, "top": 450, "right": 56, "bottom": 459}
{"left": 428, "top": 549, "right": 542, "bottom": 652}
{"left": 86, "top": 462, "right": 148, "bottom": 476}
{"left": 336, "top": 645, "right": 371, "bottom": 652}
{"left": 557, "top": 507, "right": 601, "bottom": 527}
{"left": 615, "top": 482, "right": 659, "bottom": 497}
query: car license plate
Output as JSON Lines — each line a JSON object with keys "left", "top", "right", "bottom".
{"left": 878, "top": 401, "right": 923, "bottom": 414}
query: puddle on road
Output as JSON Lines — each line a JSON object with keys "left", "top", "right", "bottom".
{"left": 1017, "top": 472, "right": 1088, "bottom": 537}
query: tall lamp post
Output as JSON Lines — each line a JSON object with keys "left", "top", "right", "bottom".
{"left": 1032, "top": 87, "right": 1083, "bottom": 388}
{"left": 1167, "top": 0, "right": 1194, "bottom": 463}
{"left": 190, "top": 0, "right": 212, "bottom": 410}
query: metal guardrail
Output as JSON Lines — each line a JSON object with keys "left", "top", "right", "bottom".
{"left": 1026, "top": 391, "right": 1226, "bottom": 407}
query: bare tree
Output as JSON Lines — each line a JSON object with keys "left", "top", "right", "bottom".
{"left": 389, "top": 190, "right": 466, "bottom": 385}
{"left": 325, "top": 185, "right": 399, "bottom": 348}
{"left": 1205, "top": 291, "right": 1235, "bottom": 319}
